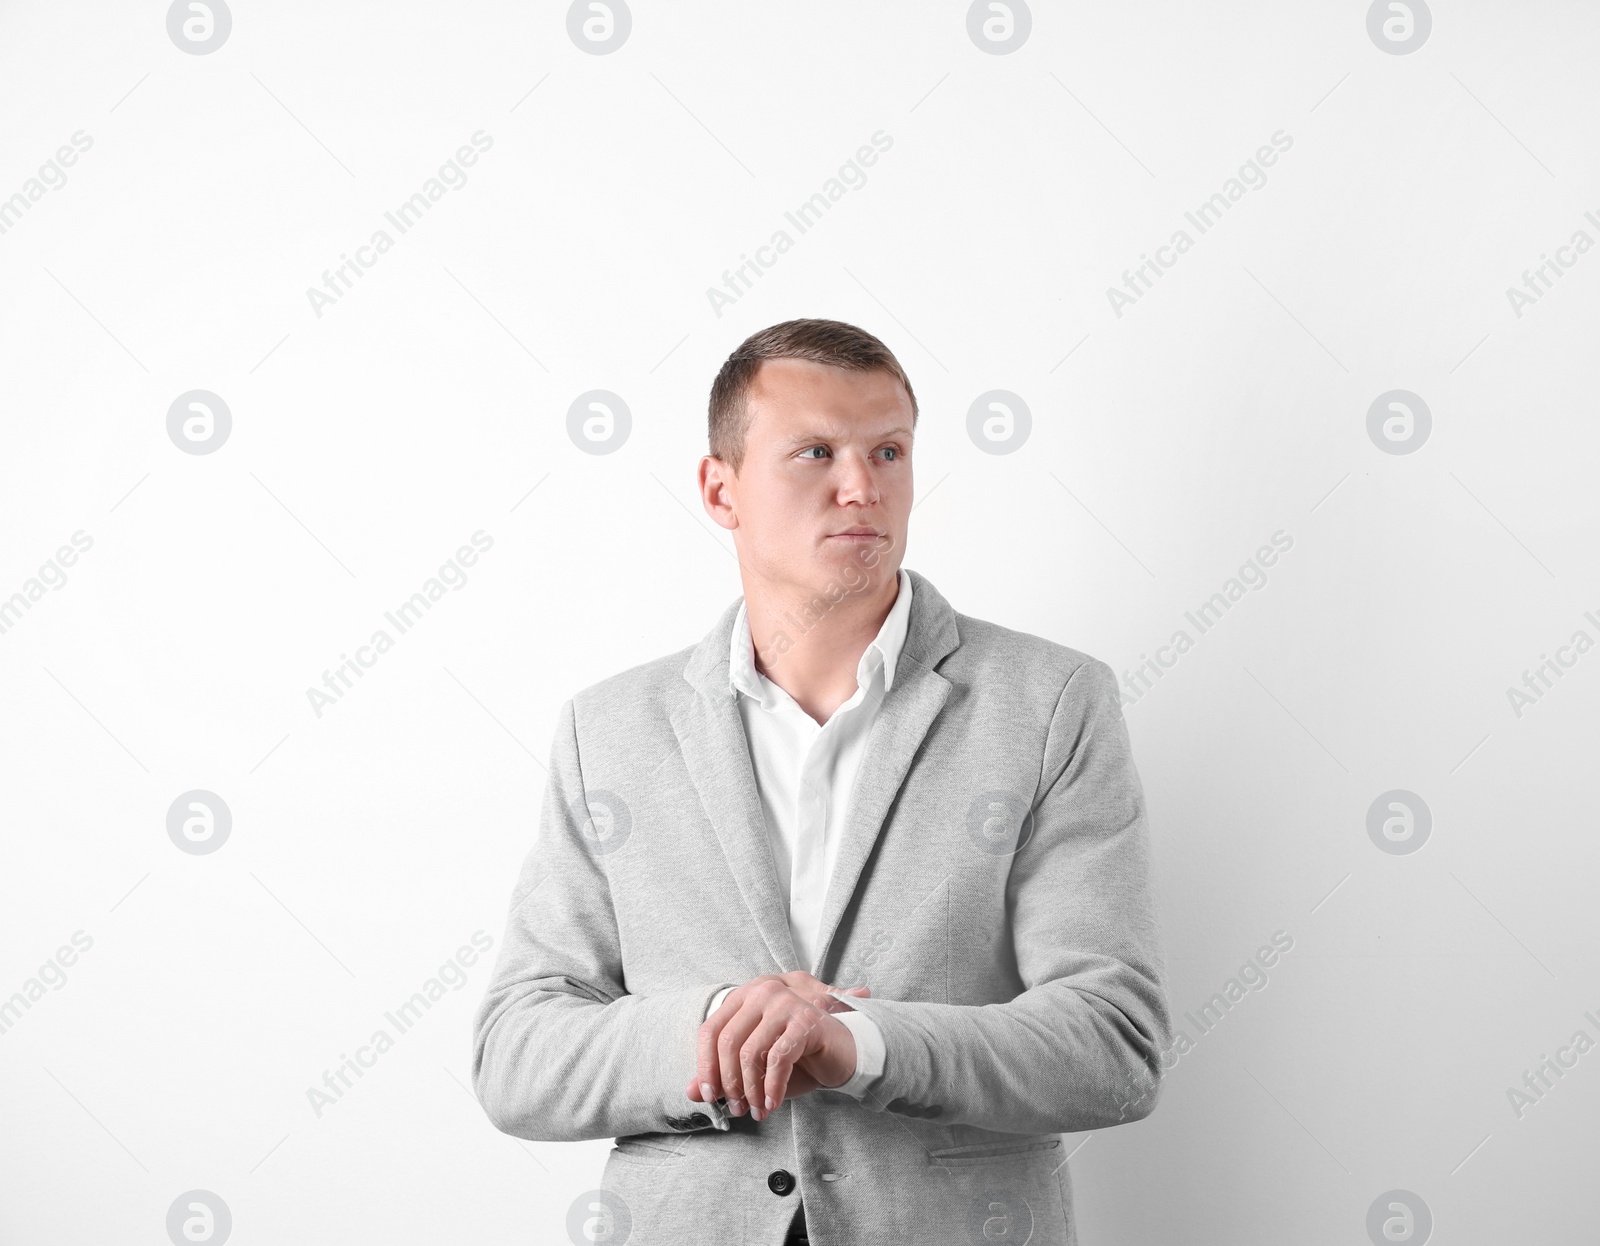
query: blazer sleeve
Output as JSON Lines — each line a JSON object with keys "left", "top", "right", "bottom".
{"left": 840, "top": 658, "right": 1173, "bottom": 1135}
{"left": 471, "top": 697, "right": 740, "bottom": 1142}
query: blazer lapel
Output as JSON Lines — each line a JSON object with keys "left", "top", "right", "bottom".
{"left": 810, "top": 569, "right": 959, "bottom": 977}
{"left": 673, "top": 568, "right": 962, "bottom": 981}
{"left": 673, "top": 596, "right": 801, "bottom": 975}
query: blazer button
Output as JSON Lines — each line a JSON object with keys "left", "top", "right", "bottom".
{"left": 767, "top": 1169, "right": 796, "bottom": 1197}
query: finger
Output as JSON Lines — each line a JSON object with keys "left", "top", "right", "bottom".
{"left": 694, "top": 1005, "right": 722, "bottom": 1106}
{"left": 743, "top": 1003, "right": 805, "bottom": 1120}
{"left": 716, "top": 997, "right": 764, "bottom": 1115}
{"left": 731, "top": 985, "right": 794, "bottom": 1117}
{"left": 785, "top": 971, "right": 835, "bottom": 1003}
{"left": 768, "top": 1010, "right": 832, "bottom": 1113}
{"left": 720, "top": 974, "right": 788, "bottom": 1105}
{"left": 695, "top": 988, "right": 743, "bottom": 1108}
{"left": 763, "top": 1017, "right": 807, "bottom": 1115}
{"left": 741, "top": 1029, "right": 771, "bottom": 1120}
{"left": 780, "top": 972, "right": 826, "bottom": 1009}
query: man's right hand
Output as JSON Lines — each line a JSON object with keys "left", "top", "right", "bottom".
{"left": 685, "top": 971, "right": 871, "bottom": 1119}
{"left": 760, "top": 969, "right": 869, "bottom": 1018}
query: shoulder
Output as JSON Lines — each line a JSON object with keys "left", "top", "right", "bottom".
{"left": 945, "top": 610, "right": 1118, "bottom": 705}
{"left": 565, "top": 641, "right": 698, "bottom": 747}
{"left": 942, "top": 611, "right": 1130, "bottom": 781}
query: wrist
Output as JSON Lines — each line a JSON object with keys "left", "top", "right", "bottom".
{"left": 815, "top": 1014, "right": 858, "bottom": 1089}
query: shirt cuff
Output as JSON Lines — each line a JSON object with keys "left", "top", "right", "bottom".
{"left": 828, "top": 997, "right": 885, "bottom": 1099}
{"left": 704, "top": 985, "right": 736, "bottom": 1021}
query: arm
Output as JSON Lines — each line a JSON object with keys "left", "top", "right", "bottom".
{"left": 842, "top": 658, "right": 1172, "bottom": 1134}
{"left": 471, "top": 697, "right": 739, "bottom": 1142}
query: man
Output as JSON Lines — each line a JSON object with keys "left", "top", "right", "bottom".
{"left": 472, "top": 319, "right": 1172, "bottom": 1245}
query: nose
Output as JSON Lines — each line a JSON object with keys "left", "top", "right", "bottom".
{"left": 835, "top": 450, "right": 880, "bottom": 506}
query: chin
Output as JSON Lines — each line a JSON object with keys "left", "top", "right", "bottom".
{"left": 818, "top": 551, "right": 892, "bottom": 593}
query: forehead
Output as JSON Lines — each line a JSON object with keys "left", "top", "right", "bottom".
{"left": 745, "top": 358, "right": 912, "bottom": 437}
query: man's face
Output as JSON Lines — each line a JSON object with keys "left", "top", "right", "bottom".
{"left": 709, "top": 357, "right": 914, "bottom": 600}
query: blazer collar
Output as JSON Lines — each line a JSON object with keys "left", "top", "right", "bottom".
{"left": 683, "top": 566, "right": 957, "bottom": 696}
{"left": 726, "top": 567, "right": 915, "bottom": 707}
{"left": 673, "top": 567, "right": 960, "bottom": 976}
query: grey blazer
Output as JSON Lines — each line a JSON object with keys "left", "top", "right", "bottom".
{"left": 472, "top": 568, "right": 1171, "bottom": 1246}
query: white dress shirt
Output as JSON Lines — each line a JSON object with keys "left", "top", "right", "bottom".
{"left": 702, "top": 570, "right": 912, "bottom": 1102}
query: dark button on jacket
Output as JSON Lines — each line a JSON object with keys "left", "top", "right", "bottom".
{"left": 767, "top": 1169, "right": 796, "bottom": 1196}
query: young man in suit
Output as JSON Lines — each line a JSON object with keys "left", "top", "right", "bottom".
{"left": 473, "top": 319, "right": 1172, "bottom": 1245}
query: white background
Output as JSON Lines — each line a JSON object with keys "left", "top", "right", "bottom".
{"left": 1, "top": 1, "right": 1596, "bottom": 1243}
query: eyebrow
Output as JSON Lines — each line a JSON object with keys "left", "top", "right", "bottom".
{"left": 774, "top": 426, "right": 913, "bottom": 449}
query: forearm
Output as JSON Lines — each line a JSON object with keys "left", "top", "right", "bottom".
{"left": 473, "top": 695, "right": 742, "bottom": 1144}
{"left": 474, "top": 977, "right": 737, "bottom": 1142}
{"left": 833, "top": 658, "right": 1171, "bottom": 1136}
{"left": 844, "top": 975, "right": 1167, "bottom": 1134}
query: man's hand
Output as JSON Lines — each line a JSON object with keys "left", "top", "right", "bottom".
{"left": 684, "top": 972, "right": 870, "bottom": 1121}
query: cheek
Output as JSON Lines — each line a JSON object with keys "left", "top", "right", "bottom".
{"left": 740, "top": 478, "right": 808, "bottom": 531}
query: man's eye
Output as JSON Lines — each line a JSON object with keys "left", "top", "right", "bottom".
{"left": 800, "top": 446, "right": 827, "bottom": 459}
{"left": 880, "top": 446, "right": 899, "bottom": 461}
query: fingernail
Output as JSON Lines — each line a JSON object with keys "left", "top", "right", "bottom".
{"left": 701, "top": 1083, "right": 714, "bottom": 1102}
{"left": 765, "top": 1095, "right": 774, "bottom": 1111}
{"left": 752, "top": 1105, "right": 763, "bottom": 1121}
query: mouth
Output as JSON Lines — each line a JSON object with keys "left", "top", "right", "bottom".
{"left": 827, "top": 528, "right": 884, "bottom": 541}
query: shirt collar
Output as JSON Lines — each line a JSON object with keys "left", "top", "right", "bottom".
{"left": 729, "top": 568, "right": 914, "bottom": 707}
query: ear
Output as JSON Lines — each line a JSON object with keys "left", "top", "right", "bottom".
{"left": 699, "top": 455, "right": 739, "bottom": 532}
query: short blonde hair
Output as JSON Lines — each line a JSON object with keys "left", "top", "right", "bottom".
{"left": 707, "top": 318, "right": 918, "bottom": 472}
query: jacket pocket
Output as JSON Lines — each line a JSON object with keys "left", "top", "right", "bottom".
{"left": 610, "top": 1134, "right": 691, "bottom": 1166}
{"left": 926, "top": 1136, "right": 1062, "bottom": 1167}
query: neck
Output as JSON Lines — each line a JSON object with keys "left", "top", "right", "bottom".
{"left": 742, "top": 567, "right": 901, "bottom": 726}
